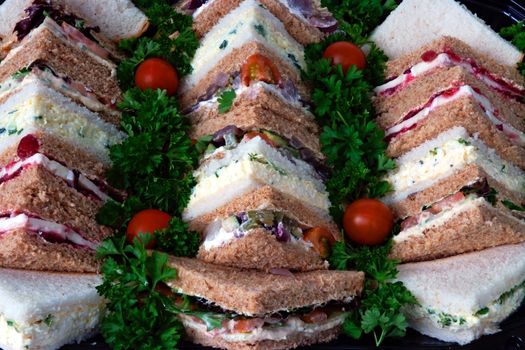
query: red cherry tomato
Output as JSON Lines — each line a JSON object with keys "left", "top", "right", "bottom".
{"left": 241, "top": 54, "right": 282, "bottom": 86}
{"left": 126, "top": 209, "right": 172, "bottom": 248}
{"left": 243, "top": 131, "right": 276, "bottom": 147}
{"left": 135, "top": 58, "right": 179, "bottom": 96}
{"left": 323, "top": 41, "right": 366, "bottom": 74}
{"left": 343, "top": 199, "right": 393, "bottom": 246}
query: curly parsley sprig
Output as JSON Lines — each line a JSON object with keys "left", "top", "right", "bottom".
{"left": 97, "top": 1, "right": 200, "bottom": 349}
{"left": 500, "top": 21, "right": 525, "bottom": 76}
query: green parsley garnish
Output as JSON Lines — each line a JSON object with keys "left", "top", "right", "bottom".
{"left": 500, "top": 22, "right": 525, "bottom": 76}
{"left": 218, "top": 89, "right": 237, "bottom": 114}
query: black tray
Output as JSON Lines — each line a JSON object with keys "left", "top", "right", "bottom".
{"left": 68, "top": 1, "right": 525, "bottom": 349}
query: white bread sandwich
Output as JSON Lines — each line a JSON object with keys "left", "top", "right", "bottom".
{"left": 370, "top": 0, "right": 524, "bottom": 66}
{"left": 179, "top": 0, "right": 310, "bottom": 110}
{"left": 166, "top": 257, "right": 364, "bottom": 350}
{"left": 176, "top": 0, "right": 337, "bottom": 45}
{"left": 382, "top": 127, "right": 525, "bottom": 262}
{"left": 0, "top": 76, "right": 125, "bottom": 165}
{"left": 397, "top": 243, "right": 525, "bottom": 345}
{"left": 183, "top": 133, "right": 330, "bottom": 222}
{"left": 0, "top": 268, "right": 104, "bottom": 350}
{"left": 0, "top": 0, "right": 147, "bottom": 53}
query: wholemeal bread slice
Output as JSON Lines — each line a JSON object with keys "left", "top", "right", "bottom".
{"left": 182, "top": 321, "right": 341, "bottom": 350}
{"left": 370, "top": 0, "right": 524, "bottom": 66}
{"left": 189, "top": 87, "right": 321, "bottom": 156}
{"left": 0, "top": 21, "right": 121, "bottom": 104}
{"left": 180, "top": 41, "right": 309, "bottom": 110}
{"left": 0, "top": 132, "right": 108, "bottom": 177}
{"left": 390, "top": 198, "right": 525, "bottom": 263}
{"left": 189, "top": 185, "right": 337, "bottom": 234}
{"left": 166, "top": 257, "right": 364, "bottom": 316}
{"left": 376, "top": 66, "right": 525, "bottom": 133}
{"left": 397, "top": 243, "right": 525, "bottom": 345}
{"left": 193, "top": 186, "right": 340, "bottom": 272}
{"left": 0, "top": 268, "right": 104, "bottom": 350}
{"left": 0, "top": 229, "right": 101, "bottom": 272}
{"left": 383, "top": 36, "right": 525, "bottom": 85}
{"left": 187, "top": 0, "right": 328, "bottom": 45}
{"left": 379, "top": 88, "right": 525, "bottom": 168}
{"left": 0, "top": 166, "right": 111, "bottom": 243}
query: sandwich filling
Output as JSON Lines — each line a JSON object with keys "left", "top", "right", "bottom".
{"left": 202, "top": 209, "right": 313, "bottom": 250}
{"left": 184, "top": 0, "right": 305, "bottom": 89}
{"left": 385, "top": 83, "right": 525, "bottom": 147}
{"left": 383, "top": 127, "right": 525, "bottom": 205}
{"left": 406, "top": 280, "right": 525, "bottom": 332}
{"left": 198, "top": 125, "right": 328, "bottom": 179}
{"left": 174, "top": 296, "right": 353, "bottom": 343}
{"left": 0, "top": 302, "right": 102, "bottom": 350}
{"left": 0, "top": 212, "right": 98, "bottom": 250}
{"left": 375, "top": 49, "right": 525, "bottom": 101}
{"left": 0, "top": 134, "right": 124, "bottom": 202}
{"left": 190, "top": 0, "right": 338, "bottom": 33}
{"left": 394, "top": 179, "right": 522, "bottom": 243}
{"left": 13, "top": 0, "right": 122, "bottom": 62}
{"left": 1, "top": 61, "right": 118, "bottom": 119}
{"left": 184, "top": 135, "right": 330, "bottom": 220}
{"left": 184, "top": 70, "right": 309, "bottom": 115}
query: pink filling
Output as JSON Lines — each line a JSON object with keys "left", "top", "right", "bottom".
{"left": 0, "top": 135, "right": 124, "bottom": 202}
{"left": 378, "top": 48, "right": 525, "bottom": 102}
{"left": 0, "top": 212, "right": 98, "bottom": 250}
{"left": 385, "top": 83, "right": 525, "bottom": 145}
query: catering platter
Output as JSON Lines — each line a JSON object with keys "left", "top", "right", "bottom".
{"left": 69, "top": 0, "right": 525, "bottom": 349}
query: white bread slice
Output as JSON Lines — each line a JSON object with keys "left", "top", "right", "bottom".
{"left": 0, "top": 0, "right": 148, "bottom": 41}
{"left": 0, "top": 269, "right": 104, "bottom": 350}
{"left": 397, "top": 243, "right": 525, "bottom": 345}
{"left": 370, "top": 0, "right": 524, "bottom": 66}
{"left": 183, "top": 137, "right": 330, "bottom": 221}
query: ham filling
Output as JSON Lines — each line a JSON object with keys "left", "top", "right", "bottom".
{"left": 375, "top": 49, "right": 525, "bottom": 101}
{"left": 0, "top": 212, "right": 98, "bottom": 250}
{"left": 385, "top": 84, "right": 525, "bottom": 146}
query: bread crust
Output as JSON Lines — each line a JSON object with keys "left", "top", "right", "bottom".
{"left": 193, "top": 0, "right": 324, "bottom": 45}
{"left": 189, "top": 92, "right": 321, "bottom": 156}
{"left": 180, "top": 42, "right": 310, "bottom": 109}
{"left": 376, "top": 66, "right": 525, "bottom": 132}
{"left": 198, "top": 228, "right": 328, "bottom": 272}
{"left": 0, "top": 229, "right": 99, "bottom": 272}
{"left": 389, "top": 163, "right": 525, "bottom": 219}
{"left": 0, "top": 132, "right": 108, "bottom": 177}
{"left": 182, "top": 322, "right": 340, "bottom": 350}
{"left": 391, "top": 202, "right": 525, "bottom": 262}
{"left": 166, "top": 257, "right": 364, "bottom": 316}
{"left": 385, "top": 96, "right": 525, "bottom": 169}
{"left": 385, "top": 36, "right": 525, "bottom": 85}
{"left": 0, "top": 166, "right": 111, "bottom": 242}
{"left": 189, "top": 186, "right": 338, "bottom": 237}
{"left": 0, "top": 26, "right": 121, "bottom": 104}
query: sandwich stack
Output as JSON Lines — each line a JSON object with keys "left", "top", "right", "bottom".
{"left": 0, "top": 1, "right": 148, "bottom": 349}
{"left": 173, "top": 1, "right": 365, "bottom": 349}
{"left": 370, "top": 0, "right": 525, "bottom": 344}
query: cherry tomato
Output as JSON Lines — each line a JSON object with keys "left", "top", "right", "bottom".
{"left": 126, "top": 209, "right": 172, "bottom": 248}
{"left": 323, "top": 41, "right": 366, "bottom": 74}
{"left": 241, "top": 54, "right": 282, "bottom": 86}
{"left": 303, "top": 227, "right": 336, "bottom": 258}
{"left": 343, "top": 199, "right": 393, "bottom": 246}
{"left": 135, "top": 58, "right": 179, "bottom": 96}
{"left": 243, "top": 131, "right": 276, "bottom": 147}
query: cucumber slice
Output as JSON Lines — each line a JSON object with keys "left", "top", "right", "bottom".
{"left": 221, "top": 215, "right": 240, "bottom": 232}
{"left": 261, "top": 130, "right": 288, "bottom": 147}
